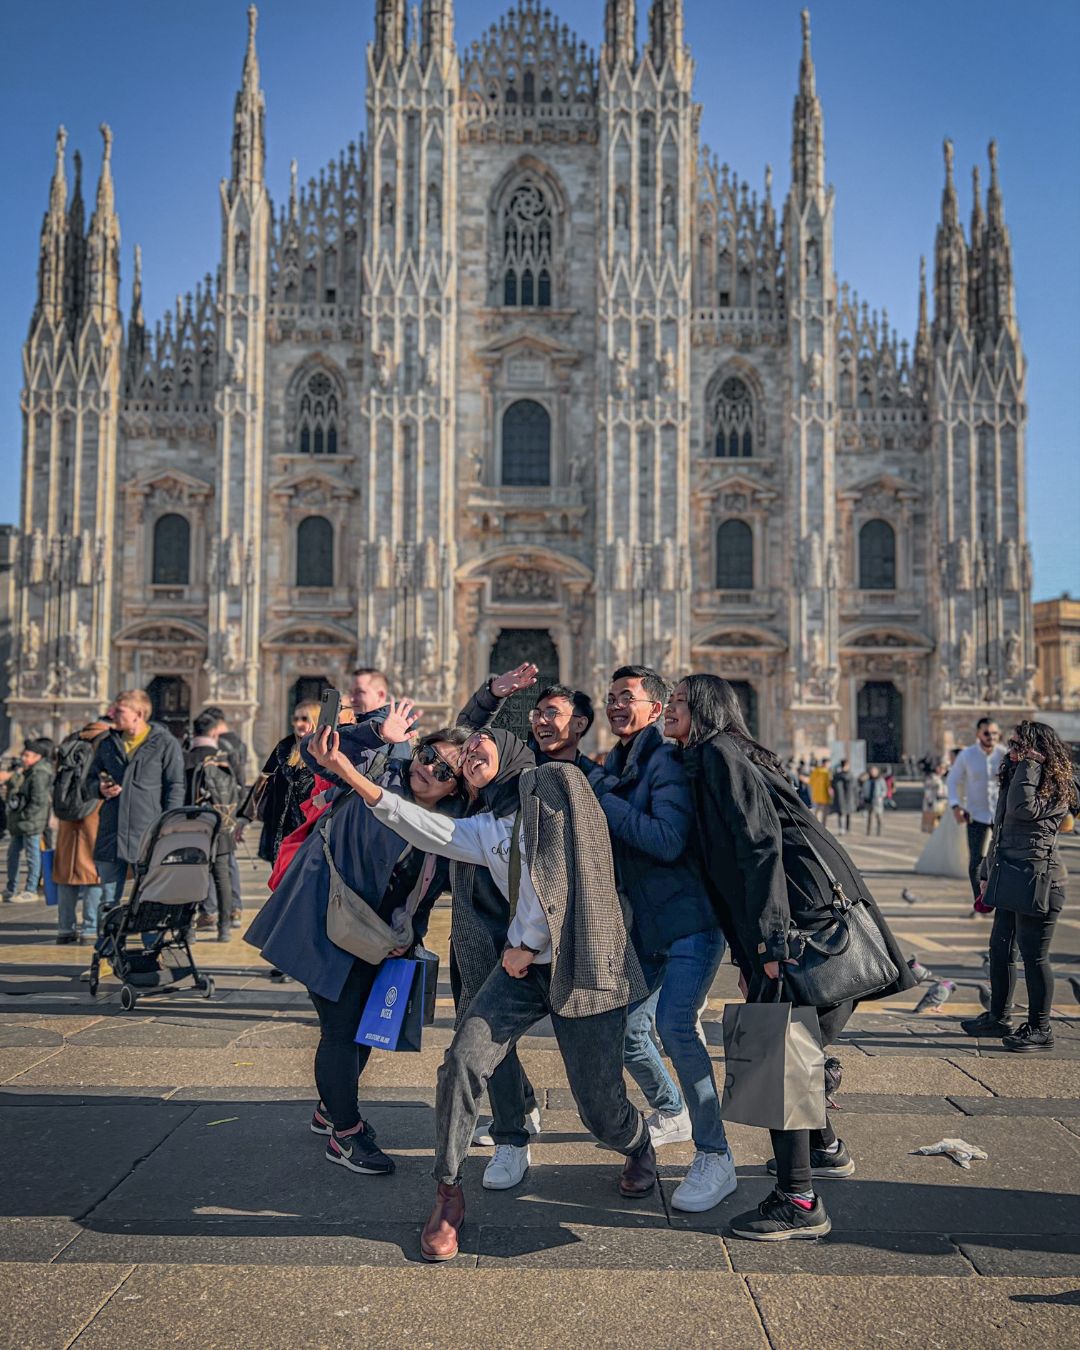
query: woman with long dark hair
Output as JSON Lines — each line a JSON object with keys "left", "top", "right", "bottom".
{"left": 253, "top": 701, "right": 321, "bottom": 864}
{"left": 666, "top": 674, "right": 914, "bottom": 1241}
{"left": 246, "top": 701, "right": 470, "bottom": 1174}
{"left": 961, "top": 720, "right": 1078, "bottom": 1051}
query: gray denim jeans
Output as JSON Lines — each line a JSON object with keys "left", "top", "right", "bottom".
{"left": 433, "top": 962, "right": 649, "bottom": 1185}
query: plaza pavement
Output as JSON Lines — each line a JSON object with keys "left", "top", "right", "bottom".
{"left": 1, "top": 805, "right": 1079, "bottom": 1348}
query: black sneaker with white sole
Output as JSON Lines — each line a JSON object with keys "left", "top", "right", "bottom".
{"left": 767, "top": 1139, "right": 854, "bottom": 1179}
{"left": 1002, "top": 1022, "right": 1055, "bottom": 1052}
{"left": 310, "top": 1105, "right": 333, "bottom": 1136}
{"left": 730, "top": 1188, "right": 832, "bottom": 1241}
{"left": 325, "top": 1125, "right": 394, "bottom": 1175}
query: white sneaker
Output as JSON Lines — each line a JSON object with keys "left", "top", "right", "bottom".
{"left": 473, "top": 1106, "right": 541, "bottom": 1147}
{"left": 482, "top": 1143, "right": 530, "bottom": 1190}
{"left": 9, "top": 891, "right": 40, "bottom": 904}
{"left": 646, "top": 1106, "right": 693, "bottom": 1147}
{"left": 671, "top": 1149, "right": 738, "bottom": 1212}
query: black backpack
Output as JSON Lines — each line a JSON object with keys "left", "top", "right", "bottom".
{"left": 190, "top": 749, "right": 240, "bottom": 837}
{"left": 52, "top": 732, "right": 103, "bottom": 822}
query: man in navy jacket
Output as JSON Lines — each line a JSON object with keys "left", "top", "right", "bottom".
{"left": 588, "top": 666, "right": 736, "bottom": 1213}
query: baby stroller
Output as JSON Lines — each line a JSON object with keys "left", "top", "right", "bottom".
{"left": 88, "top": 807, "right": 220, "bottom": 1011}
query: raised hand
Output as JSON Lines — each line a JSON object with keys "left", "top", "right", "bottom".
{"left": 381, "top": 697, "right": 421, "bottom": 744}
{"left": 491, "top": 662, "right": 540, "bottom": 699}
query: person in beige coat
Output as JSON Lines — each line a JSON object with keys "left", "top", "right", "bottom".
{"left": 55, "top": 719, "right": 112, "bottom": 943}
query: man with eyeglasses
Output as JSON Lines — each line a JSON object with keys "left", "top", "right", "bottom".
{"left": 587, "top": 666, "right": 736, "bottom": 1213}
{"left": 948, "top": 716, "right": 1006, "bottom": 902}
{"left": 527, "top": 685, "right": 597, "bottom": 770}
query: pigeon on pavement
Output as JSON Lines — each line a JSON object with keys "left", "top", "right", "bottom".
{"left": 1068, "top": 975, "right": 1080, "bottom": 1006}
{"left": 977, "top": 982, "right": 992, "bottom": 1010}
{"left": 907, "top": 955, "right": 934, "bottom": 984}
{"left": 914, "top": 979, "right": 955, "bottom": 1013}
{"left": 901, "top": 887, "right": 922, "bottom": 904}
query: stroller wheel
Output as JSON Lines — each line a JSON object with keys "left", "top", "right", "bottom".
{"left": 201, "top": 976, "right": 215, "bottom": 1000}
{"left": 119, "top": 984, "right": 137, "bottom": 1011}
{"left": 88, "top": 954, "right": 100, "bottom": 998}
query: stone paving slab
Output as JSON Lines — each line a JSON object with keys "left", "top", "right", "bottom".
{"left": 955, "top": 1233, "right": 1080, "bottom": 1276}
{"left": 725, "top": 1228, "right": 974, "bottom": 1276}
{"left": 0, "top": 1046, "right": 63, "bottom": 1082}
{"left": 812, "top": 1053, "right": 992, "bottom": 1097}
{"left": 747, "top": 1274, "right": 1080, "bottom": 1350}
{"left": 68, "top": 1265, "right": 770, "bottom": 1349}
{"left": 0, "top": 1263, "right": 133, "bottom": 1350}
{"left": 0, "top": 1217, "right": 81, "bottom": 1262}
{"left": 950, "top": 1094, "right": 1080, "bottom": 1116}
{"left": 5, "top": 1046, "right": 325, "bottom": 1088}
{"left": 0, "top": 1102, "right": 194, "bottom": 1218}
{"left": 959, "top": 1057, "right": 1080, "bottom": 1098}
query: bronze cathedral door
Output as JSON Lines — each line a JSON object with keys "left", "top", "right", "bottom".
{"left": 488, "top": 629, "right": 559, "bottom": 739}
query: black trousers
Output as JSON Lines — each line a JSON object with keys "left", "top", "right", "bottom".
{"left": 307, "top": 957, "right": 380, "bottom": 1134}
{"left": 988, "top": 892, "right": 1064, "bottom": 1031}
{"left": 966, "top": 822, "right": 994, "bottom": 900}
{"left": 769, "top": 999, "right": 855, "bottom": 1194}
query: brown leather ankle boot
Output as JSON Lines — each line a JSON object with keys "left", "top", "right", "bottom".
{"left": 420, "top": 1182, "right": 465, "bottom": 1262}
{"left": 619, "top": 1139, "right": 657, "bottom": 1198}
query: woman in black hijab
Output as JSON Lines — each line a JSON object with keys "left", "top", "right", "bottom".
{"left": 448, "top": 727, "right": 540, "bottom": 1188}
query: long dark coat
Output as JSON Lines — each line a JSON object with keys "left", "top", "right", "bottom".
{"left": 685, "top": 731, "right": 915, "bottom": 1005}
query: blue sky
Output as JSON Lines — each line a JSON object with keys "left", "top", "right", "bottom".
{"left": 1, "top": 0, "right": 1077, "bottom": 600}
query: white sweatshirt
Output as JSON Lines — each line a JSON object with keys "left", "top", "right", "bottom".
{"left": 369, "top": 792, "right": 552, "bottom": 962}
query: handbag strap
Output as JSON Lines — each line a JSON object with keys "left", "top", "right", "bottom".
{"left": 507, "top": 809, "right": 523, "bottom": 921}
{"left": 750, "top": 762, "right": 851, "bottom": 910}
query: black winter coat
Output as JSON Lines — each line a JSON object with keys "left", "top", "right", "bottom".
{"left": 987, "top": 758, "right": 1073, "bottom": 889}
{"left": 686, "top": 732, "right": 915, "bottom": 1004}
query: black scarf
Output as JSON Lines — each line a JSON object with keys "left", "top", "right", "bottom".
{"left": 468, "top": 727, "right": 536, "bottom": 820}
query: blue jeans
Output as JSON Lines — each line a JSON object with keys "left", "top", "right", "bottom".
{"left": 57, "top": 883, "right": 104, "bottom": 937}
{"left": 6, "top": 834, "right": 42, "bottom": 896}
{"left": 96, "top": 858, "right": 129, "bottom": 916}
{"left": 624, "top": 927, "right": 729, "bottom": 1154}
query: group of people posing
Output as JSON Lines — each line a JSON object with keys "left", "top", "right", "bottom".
{"left": 247, "top": 661, "right": 926, "bottom": 1260}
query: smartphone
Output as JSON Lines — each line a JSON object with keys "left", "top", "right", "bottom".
{"left": 99, "top": 772, "right": 116, "bottom": 789}
{"left": 319, "top": 687, "right": 341, "bottom": 731}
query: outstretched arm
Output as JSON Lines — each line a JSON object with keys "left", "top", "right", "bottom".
{"left": 309, "top": 724, "right": 489, "bottom": 866}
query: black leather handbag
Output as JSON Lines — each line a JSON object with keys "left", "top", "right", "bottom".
{"left": 984, "top": 854, "right": 1053, "bottom": 915}
{"left": 761, "top": 777, "right": 899, "bottom": 1007}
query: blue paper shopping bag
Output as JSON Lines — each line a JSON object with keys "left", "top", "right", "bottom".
{"left": 355, "top": 958, "right": 426, "bottom": 1053}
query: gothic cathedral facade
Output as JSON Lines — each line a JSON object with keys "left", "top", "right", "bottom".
{"left": 11, "top": 2, "right": 1034, "bottom": 760}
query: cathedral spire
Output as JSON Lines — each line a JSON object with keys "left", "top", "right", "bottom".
{"left": 914, "top": 254, "right": 931, "bottom": 390}
{"left": 85, "top": 123, "right": 121, "bottom": 325}
{"left": 125, "top": 243, "right": 146, "bottom": 390}
{"left": 421, "top": 0, "right": 453, "bottom": 69}
{"left": 230, "top": 5, "right": 266, "bottom": 194}
{"left": 374, "top": 0, "right": 406, "bottom": 70}
{"left": 790, "top": 9, "right": 826, "bottom": 207}
{"left": 647, "top": 0, "right": 684, "bottom": 72}
{"left": 933, "top": 138, "right": 968, "bottom": 338}
{"left": 605, "top": 0, "right": 637, "bottom": 69}
{"left": 968, "top": 164, "right": 984, "bottom": 332}
{"left": 63, "top": 147, "right": 86, "bottom": 332}
{"left": 34, "top": 126, "right": 68, "bottom": 330}
{"left": 983, "top": 139, "right": 1015, "bottom": 336}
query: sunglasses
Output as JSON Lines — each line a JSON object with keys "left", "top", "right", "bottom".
{"left": 415, "top": 743, "right": 458, "bottom": 783}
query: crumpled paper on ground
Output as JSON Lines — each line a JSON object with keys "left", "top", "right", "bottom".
{"left": 911, "top": 1138, "right": 988, "bottom": 1169}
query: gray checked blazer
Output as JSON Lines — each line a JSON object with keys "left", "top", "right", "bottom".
{"left": 451, "top": 761, "right": 646, "bottom": 1021}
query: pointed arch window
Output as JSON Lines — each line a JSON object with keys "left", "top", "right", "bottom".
{"left": 297, "top": 370, "right": 340, "bottom": 455}
{"left": 716, "top": 520, "right": 754, "bottom": 590}
{"left": 296, "top": 515, "right": 334, "bottom": 588}
{"left": 859, "top": 519, "right": 896, "bottom": 590}
{"left": 152, "top": 513, "right": 191, "bottom": 586}
{"left": 502, "top": 400, "right": 551, "bottom": 486}
{"left": 711, "top": 376, "right": 756, "bottom": 457}
{"left": 499, "top": 178, "right": 553, "bottom": 308}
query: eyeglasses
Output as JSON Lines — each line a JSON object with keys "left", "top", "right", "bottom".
{"left": 415, "top": 743, "right": 458, "bottom": 783}
{"left": 606, "top": 693, "right": 657, "bottom": 709}
{"left": 528, "top": 705, "right": 572, "bottom": 724}
{"left": 980, "top": 729, "right": 1000, "bottom": 740}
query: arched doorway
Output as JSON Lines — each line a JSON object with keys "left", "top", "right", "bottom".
{"left": 290, "top": 675, "right": 331, "bottom": 717}
{"left": 489, "top": 629, "right": 559, "bottom": 740}
{"left": 728, "top": 681, "right": 759, "bottom": 740}
{"left": 147, "top": 675, "right": 190, "bottom": 741}
{"left": 857, "top": 681, "right": 903, "bottom": 764}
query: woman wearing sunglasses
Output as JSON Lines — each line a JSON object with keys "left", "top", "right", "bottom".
{"left": 246, "top": 699, "right": 471, "bottom": 1176}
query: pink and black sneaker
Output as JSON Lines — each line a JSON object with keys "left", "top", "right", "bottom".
{"left": 310, "top": 1105, "right": 333, "bottom": 1136}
